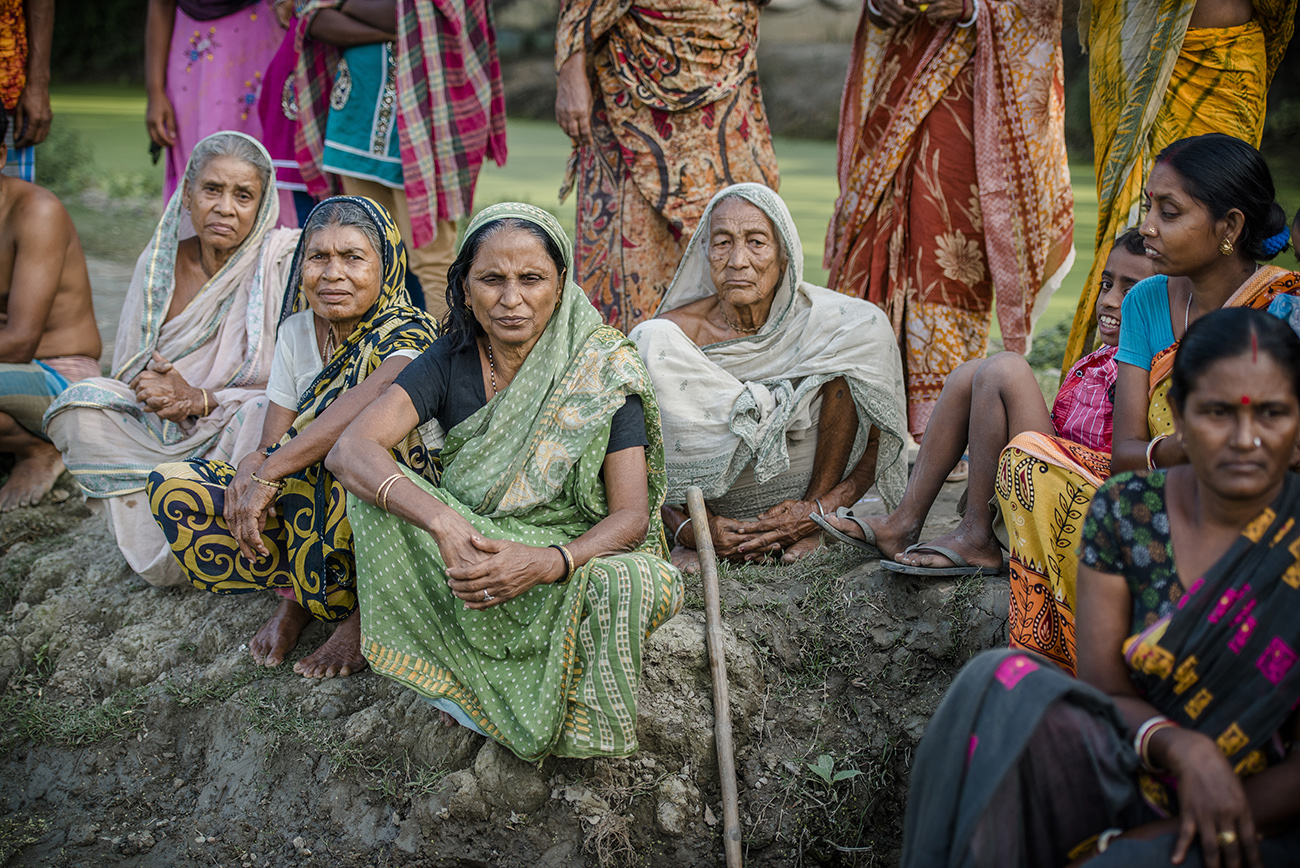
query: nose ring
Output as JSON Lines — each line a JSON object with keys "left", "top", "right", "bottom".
{"left": 1253, "top": 437, "right": 1262, "bottom": 448}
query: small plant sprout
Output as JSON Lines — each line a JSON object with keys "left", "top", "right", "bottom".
{"left": 806, "top": 754, "right": 862, "bottom": 796}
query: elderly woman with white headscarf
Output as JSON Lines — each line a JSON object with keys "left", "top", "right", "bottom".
{"left": 631, "top": 183, "right": 908, "bottom": 569}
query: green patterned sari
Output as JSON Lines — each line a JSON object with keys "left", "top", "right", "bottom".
{"left": 351, "top": 203, "right": 683, "bottom": 760}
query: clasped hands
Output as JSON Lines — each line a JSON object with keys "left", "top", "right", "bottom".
{"left": 130, "top": 351, "right": 209, "bottom": 422}
{"left": 709, "top": 498, "right": 820, "bottom": 562}
{"left": 434, "top": 512, "right": 566, "bottom": 610}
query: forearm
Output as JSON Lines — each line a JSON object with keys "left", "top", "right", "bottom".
{"left": 564, "top": 507, "right": 648, "bottom": 569}
{"left": 806, "top": 427, "right": 881, "bottom": 510}
{"left": 308, "top": 8, "right": 395, "bottom": 45}
{"left": 145, "top": 0, "right": 177, "bottom": 96}
{"left": 23, "top": 0, "right": 52, "bottom": 87}
{"left": 0, "top": 329, "right": 42, "bottom": 364}
{"left": 338, "top": 0, "right": 396, "bottom": 32}
{"left": 1243, "top": 753, "right": 1300, "bottom": 833}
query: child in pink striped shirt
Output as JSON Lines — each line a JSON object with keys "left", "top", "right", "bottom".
{"left": 814, "top": 230, "right": 1153, "bottom": 576}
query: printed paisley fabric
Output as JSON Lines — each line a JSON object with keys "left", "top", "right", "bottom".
{"left": 354, "top": 202, "right": 683, "bottom": 760}
{"left": 556, "top": 0, "right": 779, "bottom": 332}
{"left": 825, "top": 0, "right": 1074, "bottom": 435}
{"left": 1063, "top": 0, "right": 1296, "bottom": 367}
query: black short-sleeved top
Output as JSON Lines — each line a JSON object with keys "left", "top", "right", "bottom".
{"left": 394, "top": 338, "right": 648, "bottom": 454}
{"left": 1078, "top": 469, "right": 1182, "bottom": 634}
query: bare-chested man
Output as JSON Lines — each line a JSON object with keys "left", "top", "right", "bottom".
{"left": 0, "top": 112, "right": 102, "bottom": 510}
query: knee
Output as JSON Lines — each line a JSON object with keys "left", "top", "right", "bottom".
{"left": 944, "top": 358, "right": 984, "bottom": 391}
{"left": 973, "top": 352, "right": 1032, "bottom": 388}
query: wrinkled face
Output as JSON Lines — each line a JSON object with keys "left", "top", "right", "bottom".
{"left": 184, "top": 154, "right": 263, "bottom": 257}
{"left": 1173, "top": 351, "right": 1300, "bottom": 502}
{"left": 706, "top": 198, "right": 784, "bottom": 308}
{"left": 300, "top": 224, "right": 383, "bottom": 329}
{"left": 1139, "top": 163, "right": 1239, "bottom": 277}
{"left": 1094, "top": 246, "right": 1153, "bottom": 346}
{"left": 466, "top": 227, "right": 563, "bottom": 350}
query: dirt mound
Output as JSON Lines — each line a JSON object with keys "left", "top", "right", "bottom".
{"left": 2, "top": 483, "right": 1005, "bottom": 866}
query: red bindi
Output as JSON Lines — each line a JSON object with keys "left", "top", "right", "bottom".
{"left": 1242, "top": 395, "right": 1251, "bottom": 405}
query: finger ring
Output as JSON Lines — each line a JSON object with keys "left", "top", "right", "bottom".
{"left": 482, "top": 590, "right": 493, "bottom": 601}
{"left": 1216, "top": 830, "right": 1238, "bottom": 846}
{"left": 918, "top": 2, "right": 929, "bottom": 9}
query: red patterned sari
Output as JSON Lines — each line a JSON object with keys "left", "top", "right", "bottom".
{"left": 825, "top": 1, "right": 1073, "bottom": 434}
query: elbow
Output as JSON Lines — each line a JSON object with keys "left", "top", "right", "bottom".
{"left": 628, "top": 510, "right": 650, "bottom": 550}
{"left": 324, "top": 436, "right": 351, "bottom": 480}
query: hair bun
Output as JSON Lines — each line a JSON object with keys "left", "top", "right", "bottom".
{"left": 1260, "top": 227, "right": 1291, "bottom": 258}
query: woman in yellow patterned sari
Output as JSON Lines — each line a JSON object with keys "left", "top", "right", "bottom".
{"left": 998, "top": 134, "right": 1297, "bottom": 674}
{"left": 1063, "top": 0, "right": 1296, "bottom": 366}
{"left": 147, "top": 197, "right": 438, "bottom": 678}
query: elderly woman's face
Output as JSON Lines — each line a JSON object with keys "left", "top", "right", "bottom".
{"left": 707, "top": 198, "right": 783, "bottom": 307}
{"left": 467, "top": 228, "right": 562, "bottom": 349}
{"left": 301, "top": 224, "right": 383, "bottom": 329}
{"left": 184, "top": 155, "right": 263, "bottom": 258}
{"left": 1174, "top": 350, "right": 1300, "bottom": 502}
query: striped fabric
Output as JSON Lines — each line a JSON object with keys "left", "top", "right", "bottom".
{"left": 295, "top": 0, "right": 507, "bottom": 249}
{"left": 1062, "top": 0, "right": 1296, "bottom": 368}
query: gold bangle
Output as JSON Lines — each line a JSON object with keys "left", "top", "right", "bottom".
{"left": 251, "top": 472, "right": 284, "bottom": 490}
{"left": 201, "top": 389, "right": 211, "bottom": 417}
{"left": 549, "top": 544, "right": 575, "bottom": 584}
{"left": 375, "top": 472, "right": 406, "bottom": 513}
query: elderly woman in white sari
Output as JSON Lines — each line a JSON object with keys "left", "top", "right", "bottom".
{"left": 631, "top": 183, "right": 908, "bottom": 569}
{"left": 45, "top": 131, "right": 299, "bottom": 586}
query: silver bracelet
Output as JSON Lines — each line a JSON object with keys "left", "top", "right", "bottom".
{"left": 815, "top": 498, "right": 826, "bottom": 517}
{"left": 672, "top": 517, "right": 692, "bottom": 549}
{"left": 1096, "top": 828, "right": 1123, "bottom": 854}
{"left": 866, "top": 0, "right": 884, "bottom": 17}
{"left": 958, "top": 0, "right": 978, "bottom": 27}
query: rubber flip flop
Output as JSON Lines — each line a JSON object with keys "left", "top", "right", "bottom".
{"left": 811, "top": 506, "right": 882, "bottom": 558}
{"left": 881, "top": 543, "right": 998, "bottom": 578}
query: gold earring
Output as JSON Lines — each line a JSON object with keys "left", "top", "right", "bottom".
{"left": 1220, "top": 237, "right": 1234, "bottom": 256}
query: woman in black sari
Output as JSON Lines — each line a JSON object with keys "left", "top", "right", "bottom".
{"left": 902, "top": 307, "right": 1300, "bottom": 868}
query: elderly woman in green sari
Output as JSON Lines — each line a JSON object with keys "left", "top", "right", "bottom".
{"left": 327, "top": 202, "right": 682, "bottom": 760}
{"left": 147, "top": 197, "right": 439, "bottom": 678}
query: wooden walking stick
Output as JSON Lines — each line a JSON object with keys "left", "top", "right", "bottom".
{"left": 685, "top": 486, "right": 743, "bottom": 868}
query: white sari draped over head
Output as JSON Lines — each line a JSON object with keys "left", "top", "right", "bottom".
{"left": 630, "top": 183, "right": 908, "bottom": 519}
{"left": 45, "top": 132, "right": 300, "bottom": 586}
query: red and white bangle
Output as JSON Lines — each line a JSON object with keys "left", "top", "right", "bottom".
{"left": 1133, "top": 714, "right": 1178, "bottom": 772}
{"left": 958, "top": 0, "right": 978, "bottom": 27}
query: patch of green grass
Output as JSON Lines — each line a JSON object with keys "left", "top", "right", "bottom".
{"left": 164, "top": 666, "right": 264, "bottom": 708}
{"left": 0, "top": 683, "right": 145, "bottom": 751}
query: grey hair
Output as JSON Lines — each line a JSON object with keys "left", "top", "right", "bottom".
{"left": 302, "top": 199, "right": 384, "bottom": 259}
{"left": 183, "top": 132, "right": 272, "bottom": 201}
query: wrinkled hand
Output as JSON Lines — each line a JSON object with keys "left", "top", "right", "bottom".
{"left": 708, "top": 514, "right": 767, "bottom": 562}
{"left": 130, "top": 351, "right": 202, "bottom": 422}
{"left": 146, "top": 91, "right": 177, "bottom": 148}
{"left": 13, "top": 82, "right": 52, "bottom": 148}
{"left": 445, "top": 537, "right": 564, "bottom": 610}
{"left": 1165, "top": 729, "right": 1263, "bottom": 868}
{"left": 870, "top": 0, "right": 918, "bottom": 27}
{"left": 226, "top": 454, "right": 278, "bottom": 562}
{"left": 919, "top": 0, "right": 967, "bottom": 21}
{"left": 734, "top": 499, "right": 819, "bottom": 559}
{"left": 555, "top": 52, "right": 594, "bottom": 148}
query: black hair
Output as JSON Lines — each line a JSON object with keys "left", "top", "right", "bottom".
{"left": 1112, "top": 227, "right": 1146, "bottom": 257}
{"left": 1169, "top": 307, "right": 1300, "bottom": 412}
{"left": 0, "top": 111, "right": 7, "bottom": 148}
{"left": 1155, "top": 133, "right": 1289, "bottom": 261}
{"left": 441, "top": 218, "right": 567, "bottom": 352}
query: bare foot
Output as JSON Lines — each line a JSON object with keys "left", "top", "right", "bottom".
{"left": 779, "top": 533, "right": 822, "bottom": 564}
{"left": 670, "top": 545, "right": 700, "bottom": 575}
{"left": 439, "top": 710, "right": 457, "bottom": 727}
{"left": 891, "top": 524, "right": 1003, "bottom": 571}
{"left": 819, "top": 512, "right": 918, "bottom": 560}
{"left": 0, "top": 444, "right": 66, "bottom": 511}
{"left": 250, "top": 598, "right": 313, "bottom": 666}
{"left": 295, "top": 609, "right": 368, "bottom": 678}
